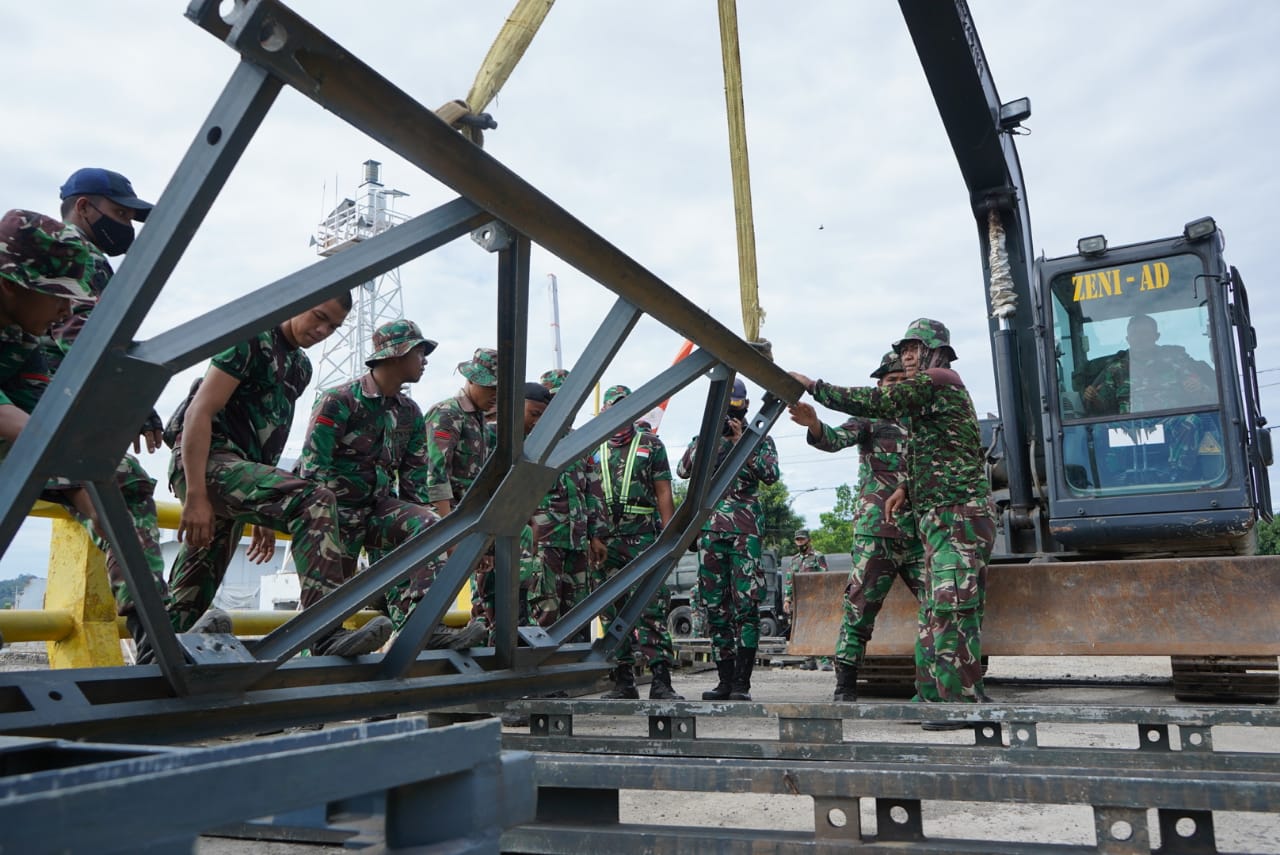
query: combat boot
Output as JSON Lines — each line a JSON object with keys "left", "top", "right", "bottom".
{"left": 833, "top": 661, "right": 859, "bottom": 702}
{"left": 648, "top": 661, "right": 685, "bottom": 700}
{"left": 602, "top": 664, "right": 640, "bottom": 700}
{"left": 313, "top": 616, "right": 393, "bottom": 657}
{"left": 728, "top": 647, "right": 756, "bottom": 701}
{"left": 701, "top": 658, "right": 734, "bottom": 700}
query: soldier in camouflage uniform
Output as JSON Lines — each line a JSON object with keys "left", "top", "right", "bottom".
{"left": 165, "top": 291, "right": 393, "bottom": 657}
{"left": 298, "top": 320, "right": 446, "bottom": 631}
{"left": 781, "top": 528, "right": 828, "bottom": 670}
{"left": 790, "top": 319, "right": 994, "bottom": 721}
{"left": 789, "top": 350, "right": 926, "bottom": 701}
{"left": 593, "top": 385, "right": 682, "bottom": 700}
{"left": 0, "top": 209, "right": 173, "bottom": 660}
{"left": 677, "top": 378, "right": 781, "bottom": 701}
{"left": 1082, "top": 313, "right": 1218, "bottom": 481}
{"left": 527, "top": 369, "right": 608, "bottom": 631}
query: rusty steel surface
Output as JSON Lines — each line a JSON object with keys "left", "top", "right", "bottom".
{"left": 789, "top": 556, "right": 1280, "bottom": 657}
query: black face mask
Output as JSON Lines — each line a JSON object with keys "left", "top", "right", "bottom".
{"left": 87, "top": 204, "right": 136, "bottom": 255}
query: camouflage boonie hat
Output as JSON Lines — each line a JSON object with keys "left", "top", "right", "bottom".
{"left": 870, "top": 350, "right": 905, "bottom": 379}
{"left": 0, "top": 209, "right": 97, "bottom": 302}
{"left": 794, "top": 528, "right": 810, "bottom": 540}
{"left": 365, "top": 319, "right": 437, "bottom": 365}
{"left": 540, "top": 368, "right": 569, "bottom": 394}
{"left": 457, "top": 347, "right": 499, "bottom": 386}
{"left": 602, "top": 384, "right": 631, "bottom": 407}
{"left": 894, "top": 317, "right": 958, "bottom": 362}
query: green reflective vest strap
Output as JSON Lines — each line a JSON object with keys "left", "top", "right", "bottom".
{"left": 598, "top": 433, "right": 654, "bottom": 516}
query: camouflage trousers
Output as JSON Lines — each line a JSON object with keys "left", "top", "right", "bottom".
{"left": 696, "top": 531, "right": 763, "bottom": 659}
{"left": 590, "top": 532, "right": 675, "bottom": 670}
{"left": 168, "top": 450, "right": 346, "bottom": 632}
{"left": 337, "top": 496, "right": 442, "bottom": 631}
{"left": 528, "top": 546, "right": 589, "bottom": 628}
{"left": 45, "top": 454, "right": 167, "bottom": 617}
{"left": 834, "top": 532, "right": 925, "bottom": 665}
{"left": 914, "top": 501, "right": 995, "bottom": 703}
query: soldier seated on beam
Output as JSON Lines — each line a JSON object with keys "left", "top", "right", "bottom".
{"left": 162, "top": 288, "right": 394, "bottom": 657}
{"left": 0, "top": 209, "right": 172, "bottom": 662}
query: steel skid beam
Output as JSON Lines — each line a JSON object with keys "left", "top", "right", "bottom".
{"left": 0, "top": 0, "right": 800, "bottom": 740}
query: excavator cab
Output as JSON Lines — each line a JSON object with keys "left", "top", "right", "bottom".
{"left": 1039, "top": 219, "right": 1271, "bottom": 555}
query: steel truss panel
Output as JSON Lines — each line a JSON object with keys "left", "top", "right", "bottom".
{"left": 0, "top": 0, "right": 797, "bottom": 737}
{"left": 484, "top": 700, "right": 1280, "bottom": 854}
{"left": 0, "top": 717, "right": 533, "bottom": 854}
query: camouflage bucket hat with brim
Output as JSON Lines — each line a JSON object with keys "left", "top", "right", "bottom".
{"left": 366, "top": 319, "right": 437, "bottom": 365}
{"left": 0, "top": 209, "right": 98, "bottom": 303}
{"left": 602, "top": 384, "right": 631, "bottom": 407}
{"left": 540, "top": 368, "right": 569, "bottom": 393}
{"left": 893, "top": 317, "right": 958, "bottom": 362}
{"left": 458, "top": 347, "right": 499, "bottom": 386}
{"left": 870, "top": 350, "right": 905, "bottom": 379}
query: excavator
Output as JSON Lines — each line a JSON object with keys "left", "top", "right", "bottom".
{"left": 790, "top": 0, "right": 1276, "bottom": 702}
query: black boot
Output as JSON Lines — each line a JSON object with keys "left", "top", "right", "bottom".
{"left": 833, "top": 661, "right": 859, "bottom": 702}
{"left": 602, "top": 664, "right": 639, "bottom": 700}
{"left": 728, "top": 647, "right": 756, "bottom": 701}
{"left": 125, "top": 615, "right": 155, "bottom": 665}
{"left": 649, "top": 661, "right": 685, "bottom": 700}
{"left": 701, "top": 658, "right": 734, "bottom": 700}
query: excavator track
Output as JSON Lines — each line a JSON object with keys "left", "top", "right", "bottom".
{"left": 1171, "top": 655, "right": 1280, "bottom": 704}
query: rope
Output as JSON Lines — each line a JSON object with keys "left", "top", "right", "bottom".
{"left": 717, "top": 0, "right": 765, "bottom": 344}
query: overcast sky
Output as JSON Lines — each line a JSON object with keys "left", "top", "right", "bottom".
{"left": 3, "top": 1, "right": 1278, "bottom": 579}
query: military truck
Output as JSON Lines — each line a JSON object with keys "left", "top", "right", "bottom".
{"left": 665, "top": 548, "right": 786, "bottom": 639}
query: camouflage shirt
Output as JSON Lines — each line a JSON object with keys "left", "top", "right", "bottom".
{"left": 809, "top": 418, "right": 916, "bottom": 539}
{"left": 813, "top": 370, "right": 990, "bottom": 510}
{"left": 597, "top": 428, "right": 672, "bottom": 537}
{"left": 783, "top": 547, "right": 828, "bottom": 601}
{"left": 0, "top": 325, "right": 48, "bottom": 460}
{"left": 168, "top": 326, "right": 311, "bottom": 466}
{"left": 299, "top": 372, "right": 430, "bottom": 508}
{"left": 676, "top": 433, "right": 780, "bottom": 535}
{"left": 533, "top": 449, "right": 609, "bottom": 549}
{"left": 1085, "top": 345, "right": 1217, "bottom": 416}
{"left": 423, "top": 390, "right": 492, "bottom": 505}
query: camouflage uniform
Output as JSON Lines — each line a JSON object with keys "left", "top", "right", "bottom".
{"left": 300, "top": 371, "right": 441, "bottom": 630}
{"left": 676, "top": 431, "right": 781, "bottom": 658}
{"left": 1084, "top": 332, "right": 1218, "bottom": 480}
{"left": 0, "top": 210, "right": 167, "bottom": 618}
{"left": 808, "top": 415, "right": 925, "bottom": 666}
{"left": 811, "top": 347, "right": 993, "bottom": 703}
{"left": 165, "top": 327, "right": 346, "bottom": 632}
{"left": 423, "top": 348, "right": 497, "bottom": 621}
{"left": 595, "top": 422, "right": 677, "bottom": 670}
{"left": 782, "top": 545, "right": 828, "bottom": 603}
{"left": 529, "top": 453, "right": 608, "bottom": 626}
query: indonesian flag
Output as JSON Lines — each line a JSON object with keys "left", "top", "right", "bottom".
{"left": 639, "top": 339, "right": 694, "bottom": 432}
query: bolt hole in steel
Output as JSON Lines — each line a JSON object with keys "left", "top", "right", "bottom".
{"left": 1175, "top": 816, "right": 1197, "bottom": 837}
{"left": 218, "top": 0, "right": 242, "bottom": 24}
{"left": 1145, "top": 728, "right": 1160, "bottom": 743}
{"left": 1016, "top": 727, "right": 1031, "bottom": 741}
{"left": 206, "top": 126, "right": 222, "bottom": 145}
{"left": 1187, "top": 732, "right": 1204, "bottom": 746}
{"left": 825, "top": 808, "right": 847, "bottom": 829}
{"left": 655, "top": 719, "right": 667, "bottom": 733}
{"left": 552, "top": 719, "right": 566, "bottom": 733}
{"left": 1109, "top": 820, "right": 1133, "bottom": 841}
{"left": 889, "top": 805, "right": 909, "bottom": 825}
{"left": 258, "top": 18, "right": 287, "bottom": 52}
{"left": 532, "top": 715, "right": 546, "bottom": 729}
{"left": 677, "top": 721, "right": 690, "bottom": 734}
{"left": 48, "top": 691, "right": 62, "bottom": 702}
{"left": 980, "top": 725, "right": 996, "bottom": 739}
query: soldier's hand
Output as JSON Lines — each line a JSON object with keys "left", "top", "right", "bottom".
{"left": 178, "top": 494, "right": 216, "bottom": 549}
{"left": 788, "top": 371, "right": 814, "bottom": 391}
{"left": 247, "top": 526, "right": 276, "bottom": 564}
{"left": 588, "top": 537, "right": 607, "bottom": 567}
{"left": 727, "top": 417, "right": 744, "bottom": 442}
{"left": 788, "top": 401, "right": 819, "bottom": 429}
{"left": 885, "top": 485, "right": 909, "bottom": 522}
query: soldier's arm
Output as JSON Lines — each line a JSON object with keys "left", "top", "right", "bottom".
{"left": 424, "top": 408, "right": 461, "bottom": 515}
{"left": 299, "top": 389, "right": 347, "bottom": 479}
{"left": 753, "top": 436, "right": 781, "bottom": 486}
{"left": 816, "top": 553, "right": 828, "bottom": 571}
{"left": 178, "top": 364, "right": 243, "bottom": 549}
{"left": 400, "top": 410, "right": 434, "bottom": 505}
{"left": 675, "top": 437, "right": 698, "bottom": 479}
{"left": 812, "top": 375, "right": 933, "bottom": 420}
{"left": 811, "top": 417, "right": 871, "bottom": 453}
{"left": 655, "top": 478, "right": 675, "bottom": 529}
{"left": 583, "top": 455, "right": 610, "bottom": 541}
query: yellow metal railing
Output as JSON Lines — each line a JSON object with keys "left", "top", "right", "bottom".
{"left": 2, "top": 501, "right": 470, "bottom": 667}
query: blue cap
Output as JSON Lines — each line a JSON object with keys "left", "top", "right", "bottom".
{"left": 59, "top": 168, "right": 153, "bottom": 222}
{"left": 730, "top": 378, "right": 748, "bottom": 407}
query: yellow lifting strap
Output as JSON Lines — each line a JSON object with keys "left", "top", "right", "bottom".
{"left": 717, "top": 0, "right": 765, "bottom": 346}
{"left": 437, "top": 0, "right": 557, "bottom": 145}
